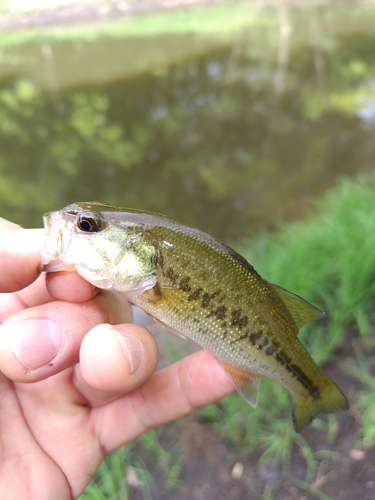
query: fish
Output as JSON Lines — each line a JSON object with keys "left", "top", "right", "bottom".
{"left": 41, "top": 202, "right": 349, "bottom": 431}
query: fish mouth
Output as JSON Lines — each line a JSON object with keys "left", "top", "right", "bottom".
{"left": 40, "top": 211, "right": 70, "bottom": 272}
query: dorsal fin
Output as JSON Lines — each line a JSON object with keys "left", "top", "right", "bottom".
{"left": 269, "top": 283, "right": 325, "bottom": 330}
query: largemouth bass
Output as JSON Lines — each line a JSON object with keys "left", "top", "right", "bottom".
{"left": 41, "top": 202, "right": 349, "bottom": 431}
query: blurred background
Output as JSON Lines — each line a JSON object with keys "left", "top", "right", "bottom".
{"left": 1, "top": 0, "right": 374, "bottom": 239}
{"left": 2, "top": 1, "right": 375, "bottom": 499}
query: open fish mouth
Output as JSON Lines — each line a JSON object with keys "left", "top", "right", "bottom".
{"left": 40, "top": 211, "right": 73, "bottom": 272}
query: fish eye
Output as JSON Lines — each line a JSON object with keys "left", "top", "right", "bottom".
{"left": 77, "top": 211, "right": 103, "bottom": 233}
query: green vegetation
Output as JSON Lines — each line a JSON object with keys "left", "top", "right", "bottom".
{"left": 240, "top": 174, "right": 375, "bottom": 363}
{"left": 81, "top": 174, "right": 375, "bottom": 498}
{"left": 0, "top": 1, "right": 256, "bottom": 47}
{"left": 344, "top": 347, "right": 375, "bottom": 450}
{"left": 80, "top": 428, "right": 184, "bottom": 500}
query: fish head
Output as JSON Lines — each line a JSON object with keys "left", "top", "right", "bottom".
{"left": 41, "top": 202, "right": 159, "bottom": 294}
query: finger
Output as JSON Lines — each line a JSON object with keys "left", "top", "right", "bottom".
{"left": 74, "top": 324, "right": 158, "bottom": 406}
{"left": 93, "top": 349, "right": 236, "bottom": 453}
{"left": 46, "top": 271, "right": 99, "bottom": 302}
{"left": 0, "top": 271, "right": 104, "bottom": 324}
{"left": 0, "top": 220, "right": 44, "bottom": 292}
{"left": 0, "top": 274, "right": 53, "bottom": 322}
{"left": 0, "top": 291, "right": 132, "bottom": 382}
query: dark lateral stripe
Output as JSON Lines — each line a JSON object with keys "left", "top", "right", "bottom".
{"left": 230, "top": 309, "right": 249, "bottom": 329}
{"left": 249, "top": 331, "right": 262, "bottom": 345}
{"left": 188, "top": 287, "right": 203, "bottom": 301}
{"left": 265, "top": 344, "right": 276, "bottom": 356}
{"left": 179, "top": 276, "right": 192, "bottom": 292}
{"left": 236, "top": 330, "right": 320, "bottom": 397}
{"left": 274, "top": 351, "right": 320, "bottom": 397}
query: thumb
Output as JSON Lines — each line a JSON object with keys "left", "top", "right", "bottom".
{"left": 75, "top": 323, "right": 159, "bottom": 406}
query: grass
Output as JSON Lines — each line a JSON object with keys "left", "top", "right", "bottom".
{"left": 239, "top": 174, "right": 375, "bottom": 363}
{"left": 343, "top": 345, "right": 375, "bottom": 449}
{"left": 80, "top": 428, "right": 183, "bottom": 499}
{"left": 0, "top": 1, "right": 258, "bottom": 47}
{"left": 80, "top": 173, "right": 375, "bottom": 498}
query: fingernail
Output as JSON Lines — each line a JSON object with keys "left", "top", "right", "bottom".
{"left": 12, "top": 318, "right": 63, "bottom": 370}
{"left": 113, "top": 330, "right": 142, "bottom": 375}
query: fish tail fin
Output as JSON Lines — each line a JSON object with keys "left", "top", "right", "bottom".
{"left": 292, "top": 377, "right": 349, "bottom": 432}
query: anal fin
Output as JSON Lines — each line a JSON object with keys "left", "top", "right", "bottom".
{"left": 219, "top": 360, "right": 261, "bottom": 407}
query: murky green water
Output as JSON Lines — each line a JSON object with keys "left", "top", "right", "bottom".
{"left": 0, "top": 1, "right": 374, "bottom": 240}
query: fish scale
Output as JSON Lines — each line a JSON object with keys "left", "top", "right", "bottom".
{"left": 143, "top": 228, "right": 292, "bottom": 360}
{"left": 41, "top": 201, "right": 349, "bottom": 431}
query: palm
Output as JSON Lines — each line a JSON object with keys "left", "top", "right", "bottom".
{"left": 1, "top": 370, "right": 91, "bottom": 498}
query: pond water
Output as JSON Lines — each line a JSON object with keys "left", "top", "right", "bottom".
{"left": 0, "top": 1, "right": 374, "bottom": 241}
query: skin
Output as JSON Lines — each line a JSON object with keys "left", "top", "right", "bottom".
{"left": 0, "top": 218, "right": 235, "bottom": 500}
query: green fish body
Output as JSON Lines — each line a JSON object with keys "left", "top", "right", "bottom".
{"left": 41, "top": 202, "right": 349, "bottom": 431}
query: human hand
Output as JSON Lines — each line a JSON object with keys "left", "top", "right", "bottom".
{"left": 0, "top": 218, "right": 234, "bottom": 500}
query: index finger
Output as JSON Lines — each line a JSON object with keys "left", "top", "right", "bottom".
{"left": 0, "top": 218, "right": 44, "bottom": 292}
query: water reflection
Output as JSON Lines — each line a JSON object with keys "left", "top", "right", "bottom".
{"left": 0, "top": 3, "right": 375, "bottom": 240}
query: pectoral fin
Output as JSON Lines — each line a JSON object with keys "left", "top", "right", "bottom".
{"left": 137, "top": 286, "right": 189, "bottom": 338}
{"left": 219, "top": 360, "right": 261, "bottom": 407}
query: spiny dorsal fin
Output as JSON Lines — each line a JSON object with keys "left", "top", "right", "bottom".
{"left": 219, "top": 360, "right": 261, "bottom": 407}
{"left": 269, "top": 283, "right": 325, "bottom": 330}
